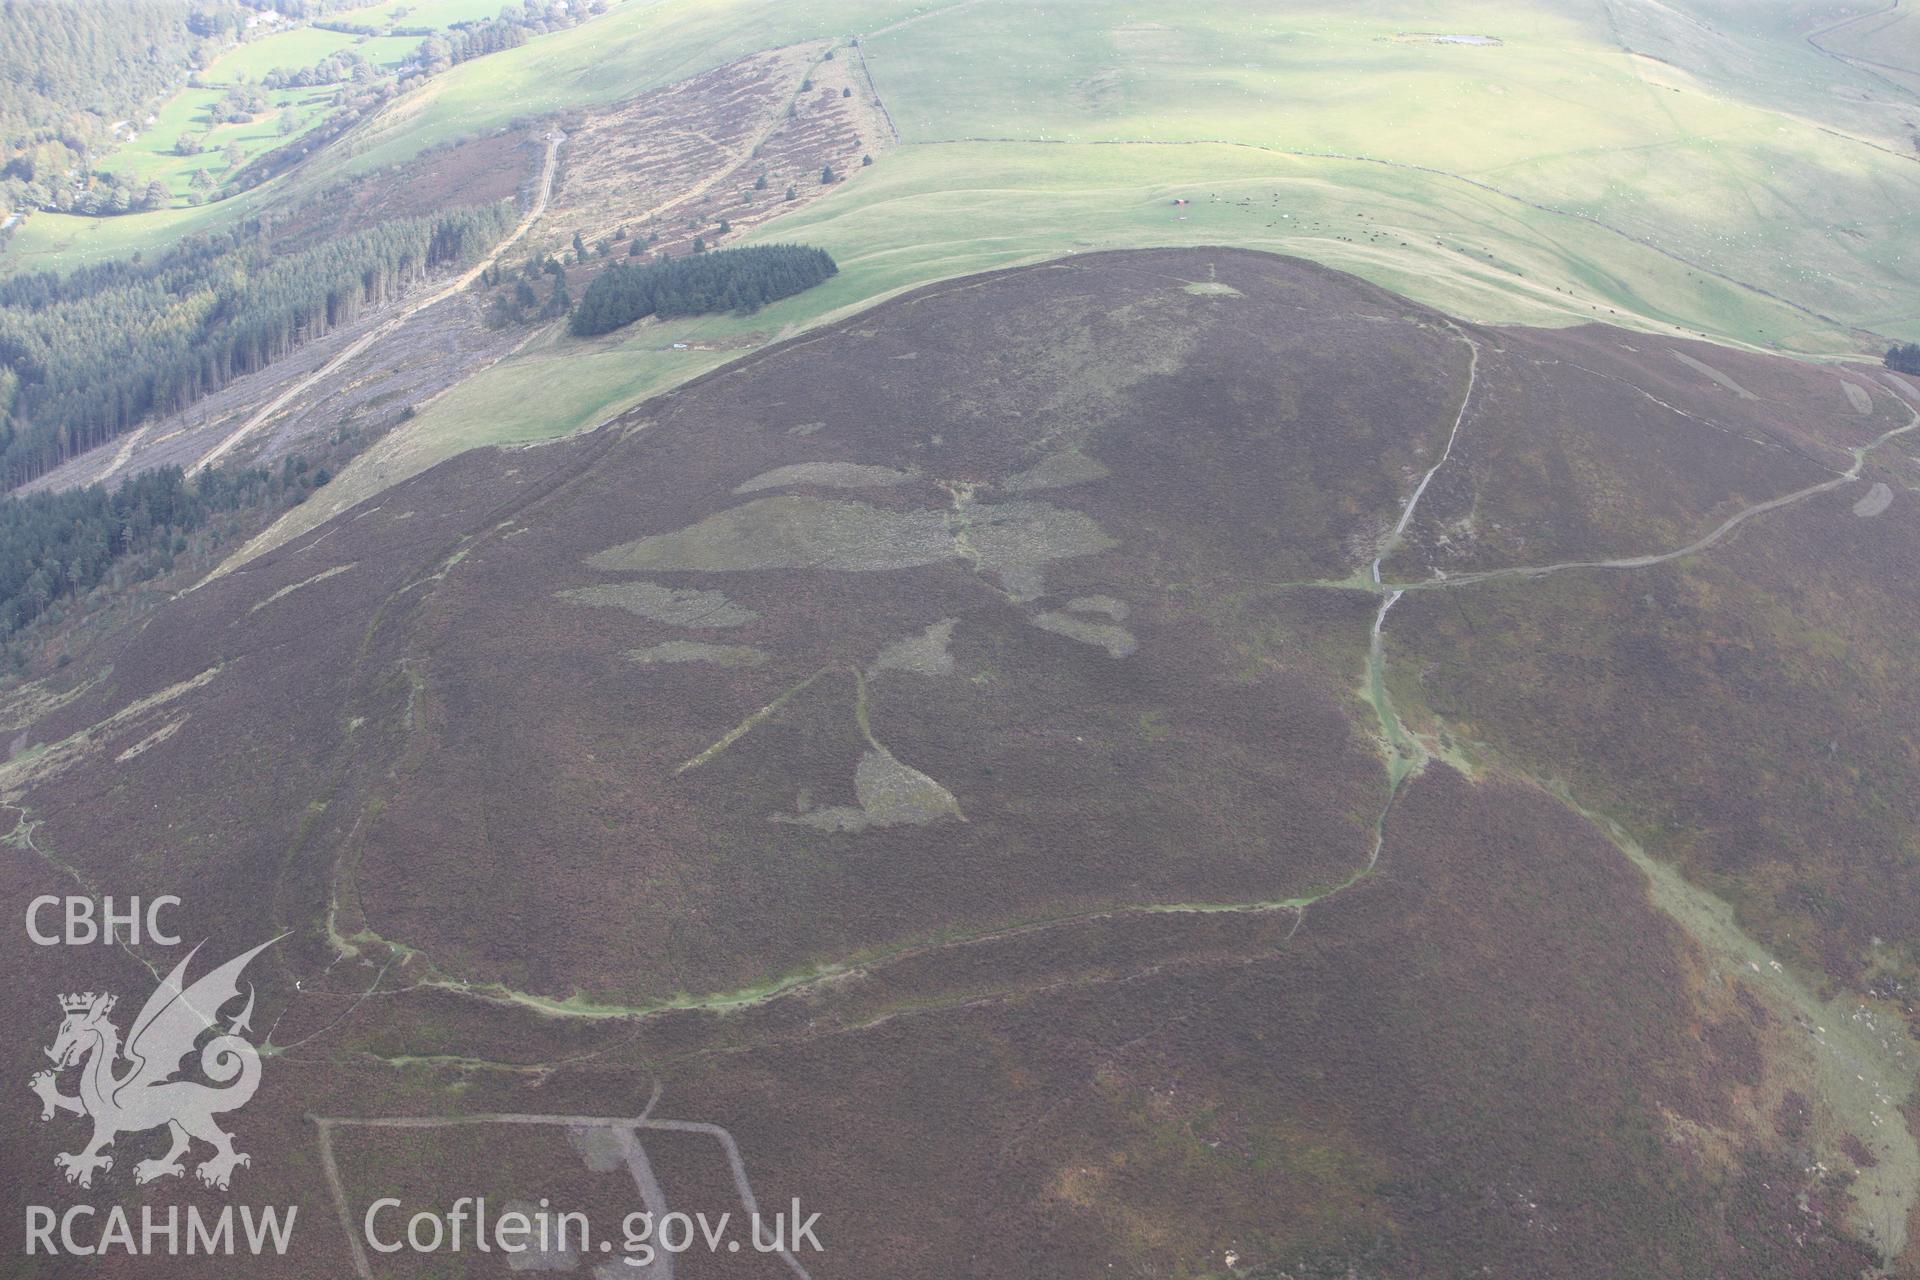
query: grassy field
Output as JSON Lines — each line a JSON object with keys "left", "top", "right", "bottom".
{"left": 199, "top": 20, "right": 437, "bottom": 83}
{"left": 204, "top": 26, "right": 375, "bottom": 81}
{"left": 1598, "top": 0, "right": 1920, "bottom": 131}
{"left": 851, "top": 0, "right": 1920, "bottom": 340}
{"left": 240, "top": 131, "right": 1861, "bottom": 566}
{"left": 335, "top": 0, "right": 514, "bottom": 25}
{"left": 20, "top": 11, "right": 456, "bottom": 225}
{"left": 13, "top": 0, "right": 1919, "bottom": 349}
{"left": 282, "top": 0, "right": 1920, "bottom": 355}
{"left": 10, "top": 201, "right": 247, "bottom": 265}
{"left": 101, "top": 84, "right": 343, "bottom": 199}
{"left": 30, "top": 21, "right": 427, "bottom": 223}
{"left": 155, "top": 24, "right": 430, "bottom": 195}
{"left": 19, "top": 0, "right": 1920, "bottom": 566}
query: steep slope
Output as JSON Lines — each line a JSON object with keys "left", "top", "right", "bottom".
{"left": 2, "top": 249, "right": 1915, "bottom": 1277}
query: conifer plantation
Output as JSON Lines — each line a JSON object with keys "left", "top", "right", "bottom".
{"left": 0, "top": 460, "right": 310, "bottom": 643}
{"left": 0, "top": 202, "right": 515, "bottom": 487}
{"left": 568, "top": 243, "right": 837, "bottom": 337}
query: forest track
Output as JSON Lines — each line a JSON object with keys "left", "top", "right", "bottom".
{"left": 192, "top": 131, "right": 566, "bottom": 473}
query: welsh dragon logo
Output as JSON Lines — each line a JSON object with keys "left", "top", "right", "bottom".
{"left": 29, "top": 937, "right": 279, "bottom": 1190}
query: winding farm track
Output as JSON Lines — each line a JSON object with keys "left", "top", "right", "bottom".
{"left": 1352, "top": 319, "right": 1483, "bottom": 874}
{"left": 191, "top": 130, "right": 567, "bottom": 473}
{"left": 4, "top": 802, "right": 164, "bottom": 983}
{"left": 303, "top": 335, "right": 1920, "bottom": 1038}
{"left": 1396, "top": 372, "right": 1920, "bottom": 593}
{"left": 37, "top": 250, "right": 1919, "bottom": 1251}
{"left": 1375, "top": 323, "right": 1481, "bottom": 587}
{"left": 1805, "top": 0, "right": 1920, "bottom": 97}
{"left": 302, "top": 319, "right": 1495, "bottom": 1040}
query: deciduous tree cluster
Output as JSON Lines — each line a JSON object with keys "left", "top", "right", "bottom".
{"left": 0, "top": 1, "right": 242, "bottom": 215}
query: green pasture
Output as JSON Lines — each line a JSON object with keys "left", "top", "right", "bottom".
{"left": 334, "top": 0, "right": 513, "bottom": 27}
{"left": 12, "top": 12, "right": 446, "bottom": 234}
{"left": 202, "top": 24, "right": 425, "bottom": 84}
{"left": 14, "top": 0, "right": 1920, "bottom": 356}
{"left": 317, "top": 0, "right": 1920, "bottom": 346}
{"left": 235, "top": 133, "right": 1856, "bottom": 567}
{"left": 18, "top": 0, "right": 1920, "bottom": 566}
{"left": 205, "top": 27, "right": 372, "bottom": 82}
{"left": 9, "top": 203, "right": 245, "bottom": 265}
{"left": 101, "top": 85, "right": 342, "bottom": 199}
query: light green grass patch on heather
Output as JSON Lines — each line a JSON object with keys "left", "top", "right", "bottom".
{"left": 222, "top": 127, "right": 1872, "bottom": 574}
{"left": 871, "top": 619, "right": 957, "bottom": 677}
{"left": 628, "top": 641, "right": 769, "bottom": 666}
{"left": 559, "top": 581, "right": 759, "bottom": 627}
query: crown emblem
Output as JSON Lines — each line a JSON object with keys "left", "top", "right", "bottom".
{"left": 36, "top": 937, "right": 280, "bottom": 1192}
